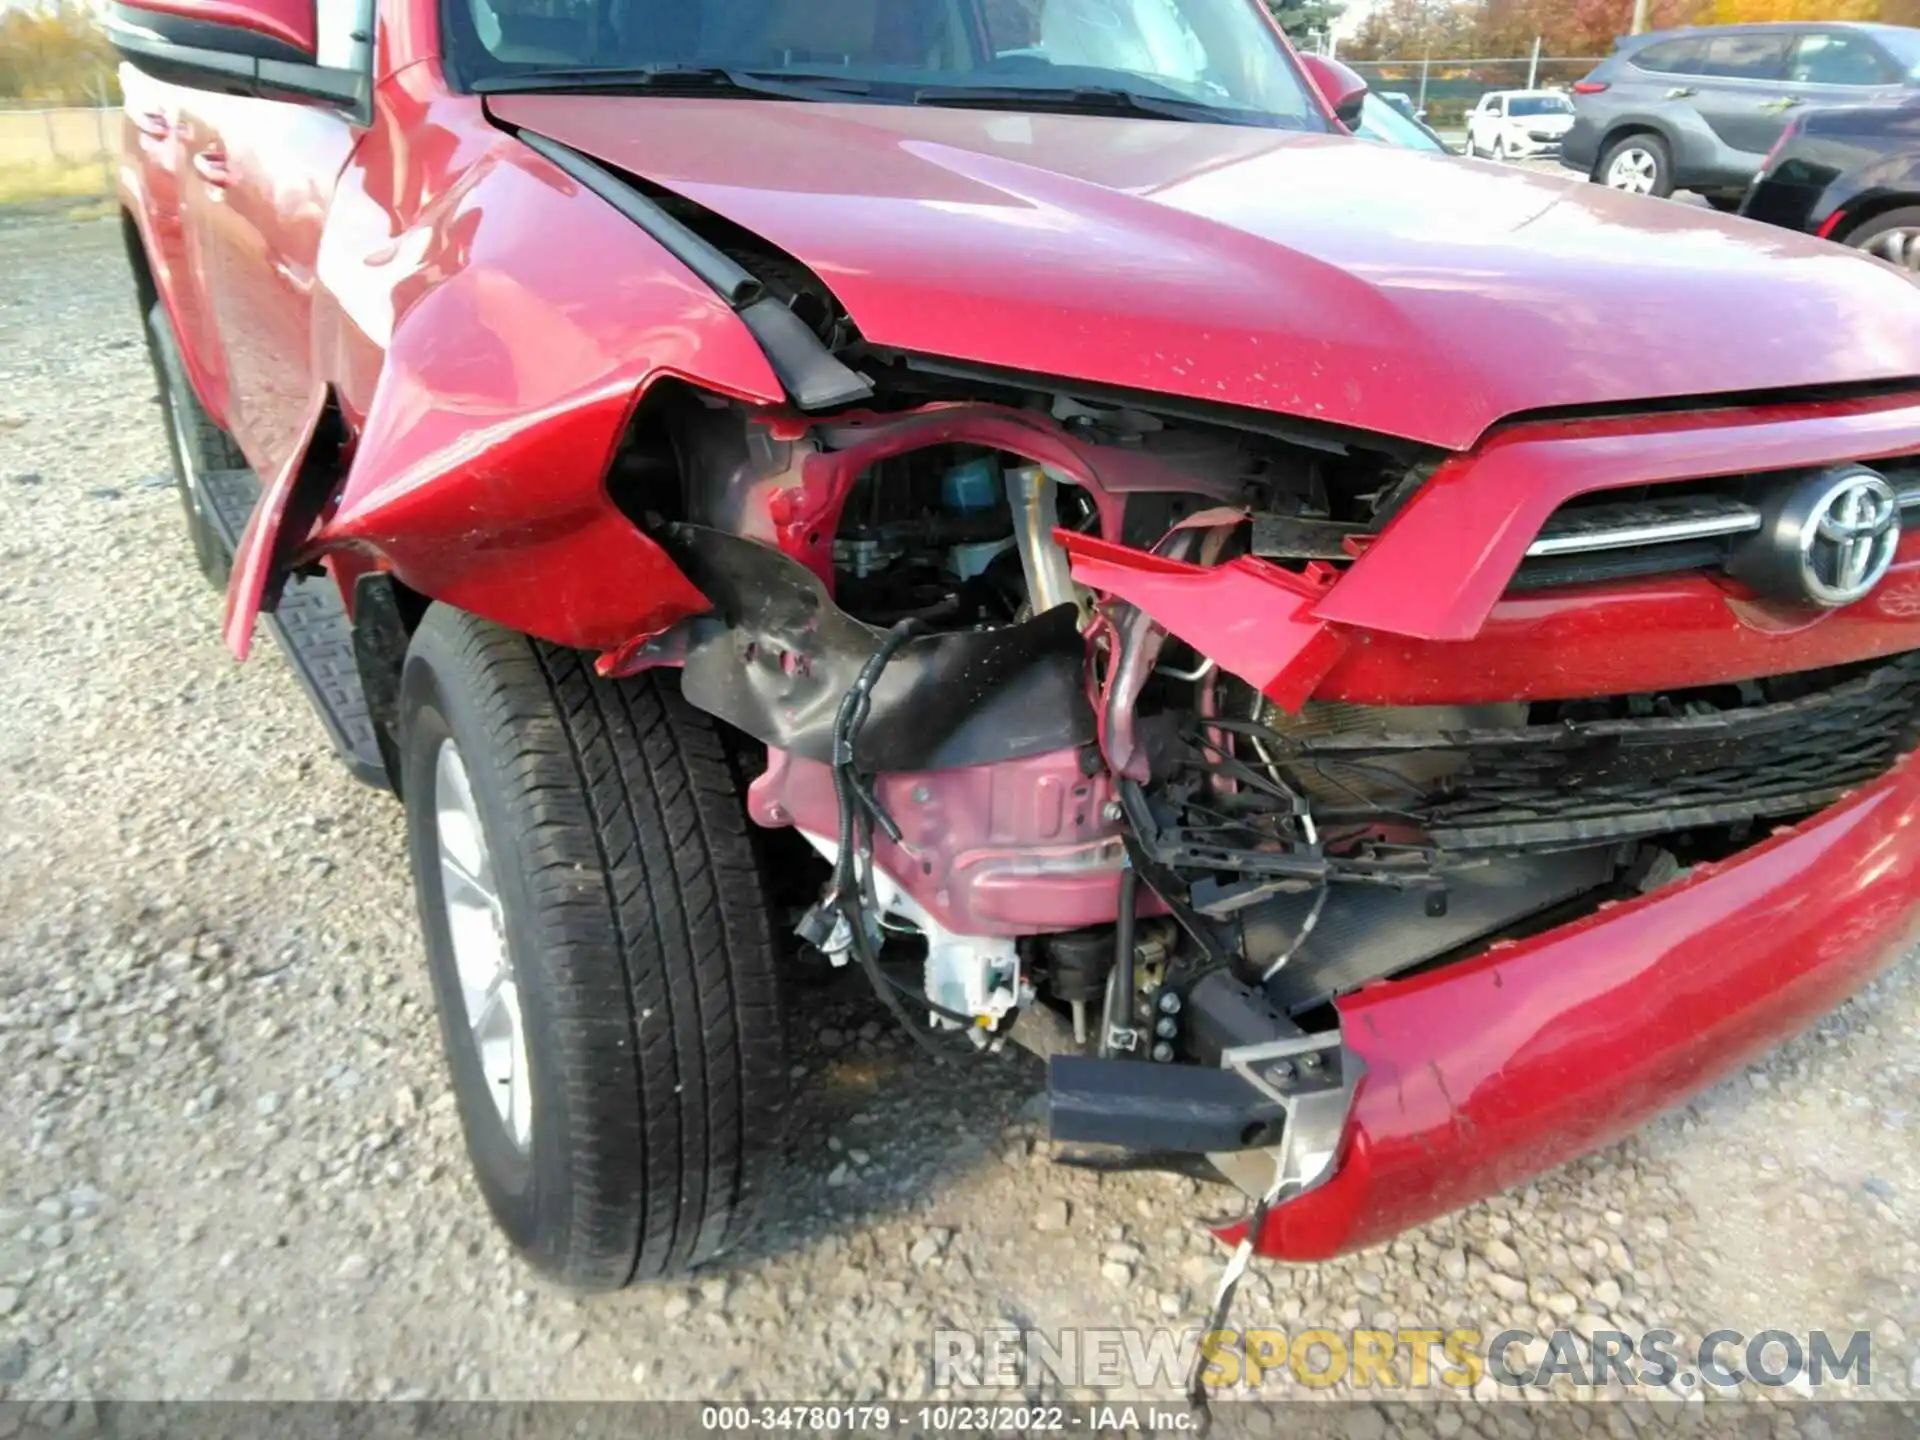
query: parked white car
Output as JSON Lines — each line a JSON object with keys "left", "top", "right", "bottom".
{"left": 1466, "top": 89, "right": 1576, "bottom": 161}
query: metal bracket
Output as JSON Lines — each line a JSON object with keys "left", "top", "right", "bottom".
{"left": 1211, "top": 1029, "right": 1363, "bottom": 1201}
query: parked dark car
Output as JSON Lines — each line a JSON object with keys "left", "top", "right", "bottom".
{"left": 1563, "top": 22, "right": 1920, "bottom": 206}
{"left": 1744, "top": 100, "right": 1920, "bottom": 269}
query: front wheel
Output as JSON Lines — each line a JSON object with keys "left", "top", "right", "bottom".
{"left": 1597, "top": 134, "right": 1673, "bottom": 199}
{"left": 400, "top": 605, "right": 787, "bottom": 1287}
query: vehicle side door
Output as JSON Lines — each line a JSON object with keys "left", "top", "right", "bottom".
{"left": 120, "top": 62, "right": 230, "bottom": 421}
{"left": 1470, "top": 94, "right": 1501, "bottom": 151}
{"left": 174, "top": 0, "right": 372, "bottom": 481}
{"left": 1691, "top": 30, "right": 1797, "bottom": 158}
{"left": 1778, "top": 29, "right": 1907, "bottom": 115}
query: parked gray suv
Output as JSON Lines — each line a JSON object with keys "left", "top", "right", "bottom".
{"left": 1562, "top": 22, "right": 1920, "bottom": 206}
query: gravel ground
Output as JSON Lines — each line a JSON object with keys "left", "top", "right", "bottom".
{"left": 3, "top": 213, "right": 1920, "bottom": 1428}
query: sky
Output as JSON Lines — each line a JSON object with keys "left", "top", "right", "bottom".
{"left": 1333, "top": 0, "right": 1380, "bottom": 41}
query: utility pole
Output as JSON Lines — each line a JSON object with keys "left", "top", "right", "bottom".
{"left": 1631, "top": 0, "right": 1651, "bottom": 34}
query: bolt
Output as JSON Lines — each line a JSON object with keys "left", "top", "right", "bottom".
{"left": 1151, "top": 1042, "right": 1174, "bottom": 1063}
{"left": 1266, "top": 1062, "right": 1294, "bottom": 1085}
{"left": 1102, "top": 801, "right": 1125, "bottom": 824}
{"left": 1154, "top": 1016, "right": 1178, "bottom": 1040}
{"left": 1299, "top": 1052, "right": 1322, "bottom": 1071}
{"left": 1157, "top": 992, "right": 1182, "bottom": 1016}
{"left": 911, "top": 786, "right": 932, "bottom": 804}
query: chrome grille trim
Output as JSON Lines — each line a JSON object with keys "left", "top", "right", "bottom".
{"left": 1525, "top": 495, "right": 1761, "bottom": 559}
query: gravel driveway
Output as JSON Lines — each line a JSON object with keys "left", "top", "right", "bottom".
{"left": 3, "top": 212, "right": 1919, "bottom": 1424}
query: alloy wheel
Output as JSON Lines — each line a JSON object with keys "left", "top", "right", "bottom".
{"left": 1605, "top": 148, "right": 1659, "bottom": 195}
{"left": 1862, "top": 227, "right": 1920, "bottom": 273}
{"left": 434, "top": 738, "right": 532, "bottom": 1151}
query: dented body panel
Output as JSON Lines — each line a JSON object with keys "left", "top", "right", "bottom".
{"left": 491, "top": 93, "right": 1920, "bottom": 453}
{"left": 214, "top": 70, "right": 786, "bottom": 655}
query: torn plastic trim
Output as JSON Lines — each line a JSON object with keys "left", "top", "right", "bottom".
{"left": 511, "top": 127, "right": 872, "bottom": 413}
{"left": 648, "top": 524, "right": 1095, "bottom": 772}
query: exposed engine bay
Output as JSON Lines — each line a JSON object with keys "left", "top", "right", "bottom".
{"left": 599, "top": 306, "right": 1920, "bottom": 1227}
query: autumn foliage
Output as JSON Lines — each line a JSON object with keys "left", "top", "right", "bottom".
{"left": 0, "top": 0, "right": 118, "bottom": 103}
{"left": 1346, "top": 0, "right": 1911, "bottom": 60}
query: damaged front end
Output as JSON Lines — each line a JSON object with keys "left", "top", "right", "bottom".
{"left": 301, "top": 125, "right": 1920, "bottom": 1271}
{"left": 597, "top": 350, "right": 1427, "bottom": 1204}
{"left": 598, "top": 325, "right": 1920, "bottom": 1251}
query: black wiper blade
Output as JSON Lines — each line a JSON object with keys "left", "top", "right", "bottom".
{"left": 472, "top": 64, "right": 875, "bottom": 101}
{"left": 911, "top": 83, "right": 1278, "bottom": 127}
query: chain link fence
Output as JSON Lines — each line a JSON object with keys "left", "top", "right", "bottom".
{"left": 0, "top": 104, "right": 116, "bottom": 203}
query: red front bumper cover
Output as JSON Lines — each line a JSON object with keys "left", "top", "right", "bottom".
{"left": 1247, "top": 732, "right": 1920, "bottom": 1260}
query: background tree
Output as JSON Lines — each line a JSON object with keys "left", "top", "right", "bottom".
{"left": 1266, "top": 0, "right": 1348, "bottom": 45}
{"left": 1344, "top": 0, "right": 1907, "bottom": 60}
{"left": 0, "top": 0, "right": 118, "bottom": 104}
{"left": 1345, "top": 0, "right": 1480, "bottom": 60}
{"left": 1702, "top": 0, "right": 1879, "bottom": 18}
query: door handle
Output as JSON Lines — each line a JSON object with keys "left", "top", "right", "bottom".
{"left": 191, "top": 149, "right": 232, "bottom": 187}
{"left": 1665, "top": 86, "right": 1696, "bottom": 99}
{"left": 132, "top": 108, "right": 170, "bottom": 140}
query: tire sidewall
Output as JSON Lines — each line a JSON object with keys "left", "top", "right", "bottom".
{"left": 401, "top": 635, "right": 576, "bottom": 1269}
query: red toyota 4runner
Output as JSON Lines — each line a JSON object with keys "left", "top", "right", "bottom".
{"left": 113, "top": 0, "right": 1920, "bottom": 1295}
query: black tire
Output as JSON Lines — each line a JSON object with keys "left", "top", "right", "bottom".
{"left": 399, "top": 605, "right": 787, "bottom": 1287}
{"left": 1597, "top": 133, "right": 1674, "bottom": 200}
{"left": 1840, "top": 206, "right": 1920, "bottom": 266}
{"left": 146, "top": 303, "right": 244, "bottom": 589}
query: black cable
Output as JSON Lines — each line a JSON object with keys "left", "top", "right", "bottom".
{"left": 1186, "top": 1175, "right": 1287, "bottom": 1424}
{"left": 824, "top": 618, "right": 990, "bottom": 1060}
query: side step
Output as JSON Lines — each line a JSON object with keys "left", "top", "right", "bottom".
{"left": 200, "top": 469, "right": 391, "bottom": 792}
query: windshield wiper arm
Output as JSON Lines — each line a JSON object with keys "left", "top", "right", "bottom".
{"left": 910, "top": 83, "right": 1281, "bottom": 128}
{"left": 472, "top": 64, "right": 876, "bottom": 102}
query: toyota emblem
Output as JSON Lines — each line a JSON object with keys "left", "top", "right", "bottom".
{"left": 1734, "top": 466, "right": 1902, "bottom": 608}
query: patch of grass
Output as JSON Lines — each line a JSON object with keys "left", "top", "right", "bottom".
{"left": 0, "top": 156, "right": 112, "bottom": 207}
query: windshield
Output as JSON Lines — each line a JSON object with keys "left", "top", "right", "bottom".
{"left": 1354, "top": 92, "right": 1443, "bottom": 152}
{"left": 1507, "top": 95, "right": 1573, "bottom": 117}
{"left": 447, "top": 0, "right": 1325, "bottom": 128}
{"left": 1878, "top": 28, "right": 1920, "bottom": 80}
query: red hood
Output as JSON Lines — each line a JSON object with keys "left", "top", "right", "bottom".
{"left": 491, "top": 96, "right": 1920, "bottom": 451}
